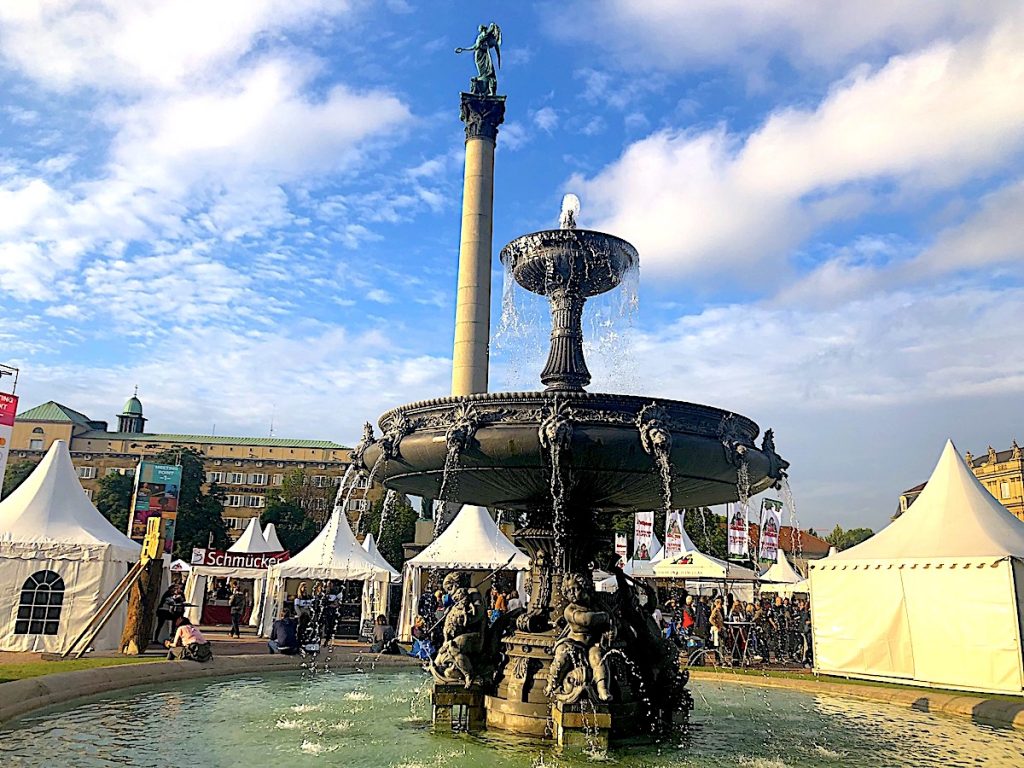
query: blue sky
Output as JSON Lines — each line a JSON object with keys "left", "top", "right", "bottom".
{"left": 1, "top": 1, "right": 1022, "bottom": 532}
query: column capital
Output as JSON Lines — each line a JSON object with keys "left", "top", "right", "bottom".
{"left": 460, "top": 92, "right": 506, "bottom": 142}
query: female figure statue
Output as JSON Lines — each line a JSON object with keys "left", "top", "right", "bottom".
{"left": 456, "top": 23, "right": 501, "bottom": 96}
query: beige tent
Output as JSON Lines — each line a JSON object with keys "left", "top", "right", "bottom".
{"left": 810, "top": 440, "right": 1024, "bottom": 695}
{"left": 0, "top": 441, "right": 140, "bottom": 652}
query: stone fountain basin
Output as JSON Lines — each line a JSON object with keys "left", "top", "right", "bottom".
{"left": 500, "top": 228, "right": 638, "bottom": 297}
{"left": 359, "top": 391, "right": 779, "bottom": 511}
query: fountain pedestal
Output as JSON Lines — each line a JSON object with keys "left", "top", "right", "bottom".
{"left": 552, "top": 700, "right": 611, "bottom": 751}
{"left": 432, "top": 683, "right": 486, "bottom": 733}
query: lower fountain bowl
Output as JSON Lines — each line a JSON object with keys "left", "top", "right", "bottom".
{"left": 358, "top": 391, "right": 783, "bottom": 511}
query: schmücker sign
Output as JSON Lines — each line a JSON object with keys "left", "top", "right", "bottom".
{"left": 190, "top": 548, "right": 291, "bottom": 569}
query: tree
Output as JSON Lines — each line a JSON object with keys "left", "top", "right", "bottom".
{"left": 1, "top": 460, "right": 36, "bottom": 499}
{"left": 261, "top": 496, "right": 318, "bottom": 553}
{"left": 360, "top": 493, "right": 418, "bottom": 569}
{"left": 95, "top": 471, "right": 133, "bottom": 533}
{"left": 826, "top": 524, "right": 874, "bottom": 551}
{"left": 149, "top": 448, "right": 228, "bottom": 559}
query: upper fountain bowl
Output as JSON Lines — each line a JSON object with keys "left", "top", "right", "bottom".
{"left": 500, "top": 229, "right": 638, "bottom": 298}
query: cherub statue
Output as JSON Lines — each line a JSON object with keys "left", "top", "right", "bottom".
{"left": 430, "top": 573, "right": 486, "bottom": 688}
{"left": 456, "top": 23, "right": 502, "bottom": 96}
{"left": 545, "top": 572, "right": 613, "bottom": 703}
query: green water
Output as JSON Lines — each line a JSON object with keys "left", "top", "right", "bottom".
{"left": 3, "top": 668, "right": 1023, "bottom": 766}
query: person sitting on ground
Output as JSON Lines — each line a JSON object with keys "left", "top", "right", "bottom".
{"left": 370, "top": 614, "right": 400, "bottom": 654}
{"left": 165, "top": 616, "right": 212, "bottom": 662}
{"left": 268, "top": 608, "right": 299, "bottom": 655}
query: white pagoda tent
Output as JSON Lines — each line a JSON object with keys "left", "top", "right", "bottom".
{"left": 228, "top": 517, "right": 277, "bottom": 553}
{"left": 262, "top": 523, "right": 284, "bottom": 551}
{"left": 260, "top": 509, "right": 395, "bottom": 635}
{"left": 810, "top": 440, "right": 1024, "bottom": 695}
{"left": 360, "top": 533, "right": 401, "bottom": 631}
{"left": 0, "top": 441, "right": 141, "bottom": 653}
{"left": 397, "top": 505, "right": 530, "bottom": 640}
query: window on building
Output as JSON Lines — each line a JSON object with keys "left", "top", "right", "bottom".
{"left": 1002, "top": 482, "right": 1012, "bottom": 500}
{"left": 29, "top": 439, "right": 44, "bottom": 450}
{"left": 311, "top": 475, "right": 328, "bottom": 488}
{"left": 229, "top": 472, "right": 245, "bottom": 485}
{"left": 105, "top": 467, "right": 119, "bottom": 476}
{"left": 348, "top": 498, "right": 370, "bottom": 512}
{"left": 271, "top": 474, "right": 284, "bottom": 486}
{"left": 207, "top": 471, "right": 224, "bottom": 483}
{"left": 246, "top": 495, "right": 265, "bottom": 508}
{"left": 15, "top": 570, "right": 65, "bottom": 636}
{"left": 249, "top": 473, "right": 267, "bottom": 485}
{"left": 312, "top": 497, "right": 328, "bottom": 511}
{"left": 225, "top": 494, "right": 244, "bottom": 507}
{"left": 225, "top": 517, "right": 247, "bottom": 531}
{"left": 354, "top": 475, "right": 370, "bottom": 489}
{"left": 332, "top": 475, "right": 343, "bottom": 486}
{"left": 83, "top": 488, "right": 94, "bottom": 500}
{"left": 77, "top": 466, "right": 97, "bottom": 480}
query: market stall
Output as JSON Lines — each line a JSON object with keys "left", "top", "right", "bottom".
{"left": 759, "top": 549, "right": 807, "bottom": 597}
{"left": 260, "top": 509, "right": 395, "bottom": 640}
{"left": 810, "top": 441, "right": 1024, "bottom": 695}
{"left": 0, "top": 441, "right": 141, "bottom": 653}
{"left": 359, "top": 533, "right": 400, "bottom": 636}
{"left": 653, "top": 547, "right": 760, "bottom": 602}
{"left": 397, "top": 505, "right": 530, "bottom": 641}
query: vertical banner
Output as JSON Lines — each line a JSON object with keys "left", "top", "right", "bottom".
{"left": 664, "top": 510, "right": 686, "bottom": 558}
{"left": 0, "top": 392, "right": 18, "bottom": 494}
{"left": 727, "top": 502, "right": 749, "bottom": 557}
{"left": 633, "top": 511, "right": 654, "bottom": 561}
{"left": 614, "top": 533, "right": 628, "bottom": 568}
{"left": 128, "top": 461, "right": 183, "bottom": 554}
{"left": 758, "top": 498, "right": 783, "bottom": 562}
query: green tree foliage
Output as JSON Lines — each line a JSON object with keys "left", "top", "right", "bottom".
{"left": 150, "top": 447, "right": 228, "bottom": 559}
{"left": 95, "top": 471, "right": 134, "bottom": 532}
{"left": 826, "top": 524, "right": 874, "bottom": 551}
{"left": 360, "top": 493, "right": 418, "bottom": 569}
{"left": 1, "top": 460, "right": 36, "bottom": 499}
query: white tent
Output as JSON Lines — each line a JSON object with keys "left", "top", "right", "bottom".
{"left": 263, "top": 523, "right": 284, "bottom": 551}
{"left": 259, "top": 509, "right": 395, "bottom": 635}
{"left": 653, "top": 548, "right": 759, "bottom": 582}
{"left": 228, "top": 517, "right": 276, "bottom": 553}
{"left": 595, "top": 532, "right": 671, "bottom": 591}
{"left": 0, "top": 440, "right": 141, "bottom": 652}
{"left": 397, "top": 505, "right": 530, "bottom": 640}
{"left": 760, "top": 548, "right": 803, "bottom": 584}
{"left": 360, "top": 533, "right": 401, "bottom": 632}
{"left": 169, "top": 559, "right": 191, "bottom": 573}
{"left": 810, "top": 440, "right": 1024, "bottom": 695}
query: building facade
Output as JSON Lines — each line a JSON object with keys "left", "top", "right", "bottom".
{"left": 8, "top": 395, "right": 379, "bottom": 538}
{"left": 899, "top": 441, "right": 1024, "bottom": 522}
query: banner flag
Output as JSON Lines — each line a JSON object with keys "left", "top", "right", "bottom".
{"left": 758, "top": 498, "right": 784, "bottom": 562}
{"left": 614, "top": 533, "right": 628, "bottom": 568}
{"left": 727, "top": 502, "right": 749, "bottom": 557}
{"left": 0, "top": 392, "right": 18, "bottom": 495}
{"left": 190, "top": 548, "right": 290, "bottom": 569}
{"left": 128, "top": 461, "right": 183, "bottom": 554}
{"left": 664, "top": 510, "right": 686, "bottom": 558}
{"left": 633, "top": 511, "right": 654, "bottom": 560}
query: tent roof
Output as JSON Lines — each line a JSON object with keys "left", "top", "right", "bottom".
{"left": 830, "top": 440, "right": 1024, "bottom": 562}
{"left": 269, "top": 509, "right": 394, "bottom": 582}
{"left": 227, "top": 517, "right": 277, "bottom": 553}
{"left": 0, "top": 440, "right": 140, "bottom": 562}
{"left": 361, "top": 533, "right": 400, "bottom": 581}
{"left": 170, "top": 558, "right": 192, "bottom": 572}
{"left": 262, "top": 523, "right": 284, "bottom": 551}
{"left": 653, "top": 549, "right": 759, "bottom": 581}
{"left": 760, "top": 548, "right": 803, "bottom": 583}
{"left": 409, "top": 505, "right": 530, "bottom": 571}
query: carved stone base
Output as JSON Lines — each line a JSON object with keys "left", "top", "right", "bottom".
{"left": 432, "top": 683, "right": 485, "bottom": 733}
{"left": 551, "top": 700, "right": 611, "bottom": 752}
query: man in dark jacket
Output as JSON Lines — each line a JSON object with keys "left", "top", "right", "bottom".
{"left": 268, "top": 609, "right": 299, "bottom": 654}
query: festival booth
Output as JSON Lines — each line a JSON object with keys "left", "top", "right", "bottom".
{"left": 260, "top": 509, "right": 395, "bottom": 639}
{"left": 0, "top": 441, "right": 141, "bottom": 652}
{"left": 653, "top": 546, "right": 760, "bottom": 603}
{"left": 810, "top": 441, "right": 1024, "bottom": 696}
{"left": 759, "top": 549, "right": 807, "bottom": 597}
{"left": 184, "top": 517, "right": 287, "bottom": 628}
{"left": 359, "top": 533, "right": 401, "bottom": 634}
{"left": 595, "top": 532, "right": 671, "bottom": 591}
{"left": 397, "top": 505, "right": 530, "bottom": 641}
{"left": 263, "top": 523, "right": 284, "bottom": 551}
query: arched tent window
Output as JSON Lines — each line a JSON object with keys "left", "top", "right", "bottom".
{"left": 15, "top": 571, "right": 65, "bottom": 635}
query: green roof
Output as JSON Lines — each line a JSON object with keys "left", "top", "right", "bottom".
{"left": 122, "top": 395, "right": 144, "bottom": 416}
{"left": 17, "top": 401, "right": 95, "bottom": 425}
{"left": 77, "top": 430, "right": 349, "bottom": 450}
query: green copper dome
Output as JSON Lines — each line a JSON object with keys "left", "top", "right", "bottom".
{"left": 122, "top": 394, "right": 143, "bottom": 416}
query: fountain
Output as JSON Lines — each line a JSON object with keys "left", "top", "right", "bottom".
{"left": 354, "top": 194, "right": 789, "bottom": 747}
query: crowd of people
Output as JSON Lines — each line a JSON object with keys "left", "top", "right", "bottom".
{"left": 410, "top": 583, "right": 521, "bottom": 658}
{"left": 660, "top": 592, "right": 812, "bottom": 666}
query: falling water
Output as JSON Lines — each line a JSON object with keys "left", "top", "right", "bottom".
{"left": 584, "top": 260, "right": 640, "bottom": 394}
{"left": 654, "top": 449, "right": 674, "bottom": 521}
{"left": 434, "top": 444, "right": 462, "bottom": 538}
{"left": 377, "top": 489, "right": 398, "bottom": 541}
{"left": 548, "top": 442, "right": 568, "bottom": 566}
{"left": 493, "top": 258, "right": 547, "bottom": 390}
{"left": 777, "top": 476, "right": 803, "bottom": 565}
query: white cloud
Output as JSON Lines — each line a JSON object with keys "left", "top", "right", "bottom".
{"left": 573, "top": 22, "right": 1024, "bottom": 283}
{"left": 550, "top": 0, "right": 1017, "bottom": 71}
{"left": 532, "top": 106, "right": 559, "bottom": 132}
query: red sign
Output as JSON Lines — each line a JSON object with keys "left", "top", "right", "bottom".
{"left": 190, "top": 548, "right": 291, "bottom": 569}
{"left": 0, "top": 393, "right": 17, "bottom": 427}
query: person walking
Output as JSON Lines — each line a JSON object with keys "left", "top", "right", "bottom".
{"left": 228, "top": 582, "right": 246, "bottom": 638}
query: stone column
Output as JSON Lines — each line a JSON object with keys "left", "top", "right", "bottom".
{"left": 451, "top": 93, "right": 505, "bottom": 397}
